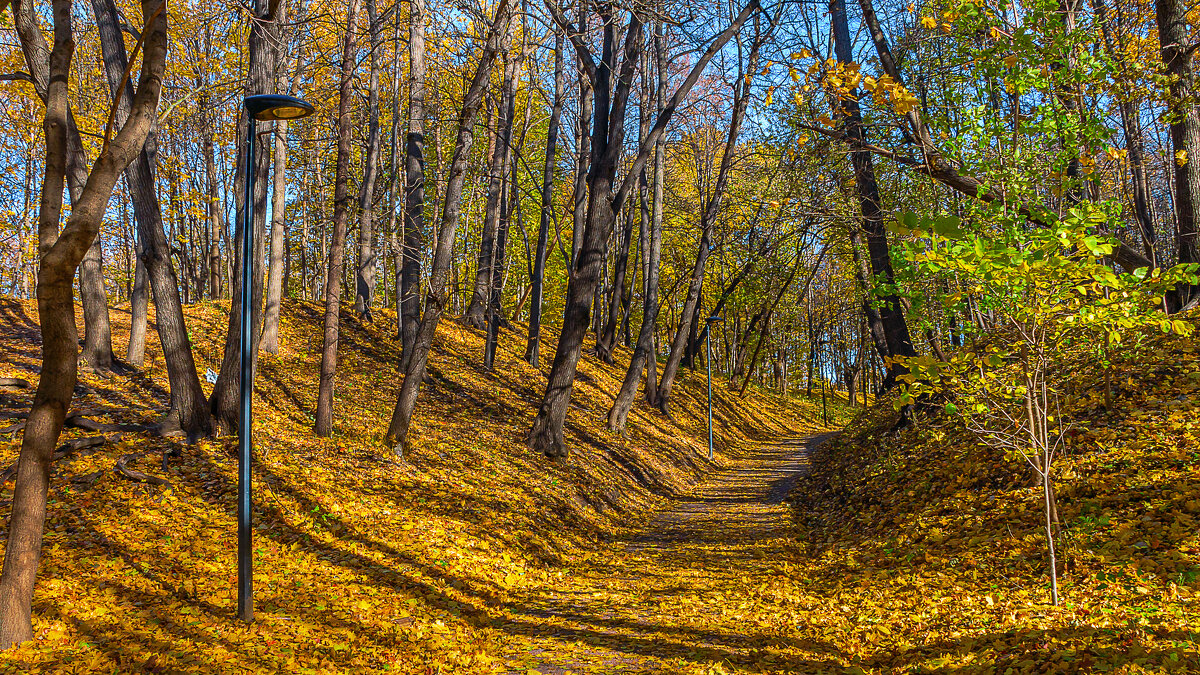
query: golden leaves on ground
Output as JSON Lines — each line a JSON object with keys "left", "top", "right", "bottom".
{"left": 0, "top": 298, "right": 832, "bottom": 673}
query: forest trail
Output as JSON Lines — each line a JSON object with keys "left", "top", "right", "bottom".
{"left": 499, "top": 433, "right": 838, "bottom": 674}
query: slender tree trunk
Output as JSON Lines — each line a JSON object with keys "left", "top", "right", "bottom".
{"left": 386, "top": 0, "right": 512, "bottom": 450}
{"left": 465, "top": 32, "right": 517, "bottom": 329}
{"left": 400, "top": 0, "right": 427, "bottom": 360}
{"left": 126, "top": 228, "right": 148, "bottom": 366}
{"left": 525, "top": 30, "right": 565, "bottom": 367}
{"left": 355, "top": 0, "right": 384, "bottom": 321}
{"left": 315, "top": 0, "right": 362, "bottom": 437}
{"left": 262, "top": 119, "right": 289, "bottom": 353}
{"left": 657, "top": 22, "right": 761, "bottom": 414}
{"left": 608, "top": 27, "right": 662, "bottom": 431}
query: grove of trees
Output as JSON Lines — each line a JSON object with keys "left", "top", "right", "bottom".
{"left": 1, "top": 0, "right": 1198, "bottom": 648}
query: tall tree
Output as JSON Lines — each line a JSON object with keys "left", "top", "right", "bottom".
{"left": 656, "top": 18, "right": 764, "bottom": 415}
{"left": 355, "top": 0, "right": 384, "bottom": 321}
{"left": 400, "top": 0, "right": 427, "bottom": 365}
{"left": 0, "top": 0, "right": 168, "bottom": 646}
{"left": 528, "top": 0, "right": 760, "bottom": 458}
{"left": 834, "top": 0, "right": 916, "bottom": 387}
{"left": 208, "top": 0, "right": 282, "bottom": 433}
{"left": 315, "top": 0, "right": 363, "bottom": 437}
{"left": 385, "top": 0, "right": 512, "bottom": 450}
{"left": 92, "top": 0, "right": 211, "bottom": 437}
{"left": 1156, "top": 0, "right": 1200, "bottom": 310}
{"left": 525, "top": 28, "right": 565, "bottom": 367}
{"left": 607, "top": 22, "right": 664, "bottom": 431}
{"left": 465, "top": 26, "right": 518, "bottom": 329}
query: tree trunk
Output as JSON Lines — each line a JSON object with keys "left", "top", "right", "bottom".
{"left": 315, "top": 0, "right": 363, "bottom": 437}
{"left": 385, "top": 0, "right": 512, "bottom": 450}
{"left": 656, "top": 20, "right": 761, "bottom": 414}
{"left": 93, "top": 0, "right": 211, "bottom": 438}
{"left": 78, "top": 237, "right": 115, "bottom": 373}
{"left": 126, "top": 234, "right": 148, "bottom": 366}
{"left": 608, "top": 25, "right": 663, "bottom": 431}
{"left": 261, "top": 117, "right": 289, "bottom": 353}
{"left": 208, "top": 0, "right": 280, "bottom": 434}
{"left": 400, "top": 0, "right": 424, "bottom": 362}
{"left": 464, "top": 33, "right": 518, "bottom": 329}
{"left": 355, "top": 0, "right": 384, "bottom": 321}
{"left": 0, "top": 0, "right": 167, "bottom": 647}
{"left": 529, "top": 0, "right": 758, "bottom": 458}
{"left": 525, "top": 29, "right": 565, "bottom": 367}
{"left": 837, "top": 0, "right": 917, "bottom": 387}
{"left": 1157, "top": 0, "right": 1200, "bottom": 309}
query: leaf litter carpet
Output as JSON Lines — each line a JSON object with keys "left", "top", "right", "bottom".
{"left": 499, "top": 434, "right": 839, "bottom": 674}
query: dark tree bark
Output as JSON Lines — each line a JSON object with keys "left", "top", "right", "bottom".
{"left": 0, "top": 0, "right": 167, "bottom": 647}
{"left": 525, "top": 29, "right": 565, "bottom": 367}
{"left": 355, "top": 0, "right": 384, "bottom": 321}
{"left": 385, "top": 0, "right": 511, "bottom": 450}
{"left": 208, "top": 0, "right": 280, "bottom": 433}
{"left": 529, "top": 0, "right": 760, "bottom": 458}
{"left": 93, "top": 0, "right": 211, "bottom": 438}
{"left": 836, "top": 0, "right": 917, "bottom": 388}
{"left": 607, "top": 24, "right": 663, "bottom": 431}
{"left": 571, "top": 4, "right": 592, "bottom": 268}
{"left": 400, "top": 0, "right": 426, "bottom": 366}
{"left": 315, "top": 0, "right": 363, "bottom": 437}
{"left": 1156, "top": 0, "right": 1200, "bottom": 309}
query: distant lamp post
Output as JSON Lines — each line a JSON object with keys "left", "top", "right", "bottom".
{"left": 705, "top": 315, "right": 723, "bottom": 460}
{"left": 238, "top": 94, "right": 314, "bottom": 624}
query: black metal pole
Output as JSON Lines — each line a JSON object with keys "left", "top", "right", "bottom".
{"left": 238, "top": 114, "right": 257, "bottom": 624}
{"left": 706, "top": 327, "right": 714, "bottom": 460}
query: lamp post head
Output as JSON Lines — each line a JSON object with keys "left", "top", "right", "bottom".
{"left": 706, "top": 315, "right": 723, "bottom": 324}
{"left": 244, "top": 94, "right": 315, "bottom": 121}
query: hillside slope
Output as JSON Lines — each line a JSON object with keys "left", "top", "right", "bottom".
{"left": 784, "top": 322, "right": 1200, "bottom": 673}
{"left": 0, "top": 297, "right": 832, "bottom": 673}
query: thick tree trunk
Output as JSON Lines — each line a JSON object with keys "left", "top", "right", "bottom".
{"left": 315, "top": 0, "right": 363, "bottom": 437}
{"left": 385, "top": 0, "right": 512, "bottom": 450}
{"left": 837, "top": 0, "right": 917, "bottom": 387}
{"left": 1157, "top": 0, "right": 1200, "bottom": 309}
{"left": 525, "top": 30, "right": 565, "bottom": 367}
{"left": 0, "top": 0, "right": 167, "bottom": 647}
{"left": 94, "top": 0, "right": 211, "bottom": 438}
{"left": 208, "top": 0, "right": 279, "bottom": 433}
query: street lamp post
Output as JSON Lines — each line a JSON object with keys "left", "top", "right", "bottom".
{"left": 238, "top": 94, "right": 314, "bottom": 623}
{"left": 705, "top": 315, "right": 723, "bottom": 460}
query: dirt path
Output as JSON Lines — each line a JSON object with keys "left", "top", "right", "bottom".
{"left": 498, "top": 433, "right": 839, "bottom": 674}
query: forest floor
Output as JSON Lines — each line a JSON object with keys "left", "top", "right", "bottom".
{"left": 497, "top": 434, "right": 838, "bottom": 674}
{"left": 1, "top": 297, "right": 1196, "bottom": 673}
{"left": 0, "top": 297, "right": 846, "bottom": 673}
